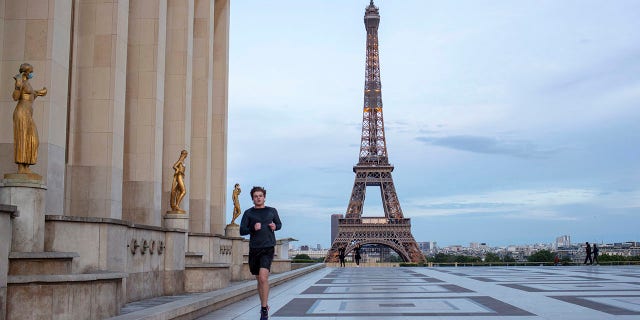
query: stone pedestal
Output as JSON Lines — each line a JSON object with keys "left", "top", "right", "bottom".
{"left": 0, "top": 176, "right": 47, "bottom": 252}
{"left": 164, "top": 212, "right": 189, "bottom": 262}
{"left": 276, "top": 238, "right": 296, "bottom": 260}
{"left": 163, "top": 212, "right": 189, "bottom": 230}
{"left": 224, "top": 223, "right": 239, "bottom": 237}
{"left": 1, "top": 205, "right": 18, "bottom": 320}
{"left": 224, "top": 224, "right": 245, "bottom": 281}
{"left": 230, "top": 237, "right": 245, "bottom": 281}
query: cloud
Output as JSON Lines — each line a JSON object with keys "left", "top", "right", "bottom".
{"left": 277, "top": 200, "right": 343, "bottom": 220}
{"left": 549, "top": 49, "right": 640, "bottom": 93}
{"left": 416, "top": 134, "right": 560, "bottom": 158}
{"left": 405, "top": 188, "right": 601, "bottom": 220}
{"left": 228, "top": 1, "right": 640, "bottom": 247}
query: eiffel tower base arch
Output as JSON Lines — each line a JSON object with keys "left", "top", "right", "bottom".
{"left": 326, "top": 218, "right": 425, "bottom": 263}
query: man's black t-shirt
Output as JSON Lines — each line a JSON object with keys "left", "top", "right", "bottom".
{"left": 239, "top": 206, "right": 282, "bottom": 248}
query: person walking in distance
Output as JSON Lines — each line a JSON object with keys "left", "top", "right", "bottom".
{"left": 354, "top": 245, "right": 362, "bottom": 267}
{"left": 593, "top": 243, "right": 599, "bottom": 265}
{"left": 583, "top": 242, "right": 593, "bottom": 265}
{"left": 240, "top": 186, "right": 282, "bottom": 320}
{"left": 338, "top": 246, "right": 346, "bottom": 268}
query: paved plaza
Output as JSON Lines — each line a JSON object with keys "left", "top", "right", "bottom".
{"left": 196, "top": 265, "right": 640, "bottom": 320}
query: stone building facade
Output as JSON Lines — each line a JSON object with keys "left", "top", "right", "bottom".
{"left": 0, "top": 1, "right": 292, "bottom": 319}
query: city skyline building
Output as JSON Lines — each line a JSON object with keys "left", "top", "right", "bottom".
{"left": 556, "top": 235, "right": 572, "bottom": 248}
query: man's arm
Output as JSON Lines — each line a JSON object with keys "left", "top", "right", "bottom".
{"left": 239, "top": 211, "right": 251, "bottom": 236}
{"left": 273, "top": 209, "right": 282, "bottom": 231}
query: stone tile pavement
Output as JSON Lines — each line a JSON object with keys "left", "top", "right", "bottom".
{"left": 196, "top": 265, "right": 640, "bottom": 320}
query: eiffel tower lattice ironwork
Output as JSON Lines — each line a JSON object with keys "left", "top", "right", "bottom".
{"left": 326, "top": 1, "right": 424, "bottom": 264}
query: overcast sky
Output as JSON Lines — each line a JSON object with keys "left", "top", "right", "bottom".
{"left": 226, "top": 1, "right": 640, "bottom": 248}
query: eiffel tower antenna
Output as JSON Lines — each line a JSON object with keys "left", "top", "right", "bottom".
{"left": 326, "top": 1, "right": 424, "bottom": 263}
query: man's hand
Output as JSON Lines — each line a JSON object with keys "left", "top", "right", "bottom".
{"left": 254, "top": 222, "right": 261, "bottom": 231}
{"left": 268, "top": 222, "right": 276, "bottom": 231}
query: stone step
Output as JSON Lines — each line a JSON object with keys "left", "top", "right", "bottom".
{"left": 109, "top": 263, "right": 325, "bottom": 320}
{"left": 7, "top": 271, "right": 128, "bottom": 319}
{"left": 8, "top": 251, "right": 79, "bottom": 276}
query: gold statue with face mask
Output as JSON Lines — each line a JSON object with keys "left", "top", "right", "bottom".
{"left": 11, "top": 63, "right": 47, "bottom": 175}
{"left": 170, "top": 150, "right": 188, "bottom": 213}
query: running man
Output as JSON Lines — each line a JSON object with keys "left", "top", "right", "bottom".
{"left": 240, "top": 186, "right": 282, "bottom": 320}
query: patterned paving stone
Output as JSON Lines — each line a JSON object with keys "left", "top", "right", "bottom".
{"left": 196, "top": 266, "right": 640, "bottom": 319}
{"left": 470, "top": 275, "right": 606, "bottom": 282}
{"left": 501, "top": 282, "right": 640, "bottom": 292}
{"left": 302, "top": 283, "right": 472, "bottom": 294}
{"left": 274, "top": 296, "right": 533, "bottom": 317}
{"left": 550, "top": 295, "right": 640, "bottom": 315}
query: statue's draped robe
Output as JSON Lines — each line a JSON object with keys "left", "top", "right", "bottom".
{"left": 13, "top": 80, "right": 39, "bottom": 165}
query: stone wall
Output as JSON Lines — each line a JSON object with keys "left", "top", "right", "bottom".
{"left": 187, "top": 233, "right": 234, "bottom": 264}
{"left": 44, "top": 215, "right": 187, "bottom": 302}
{"left": 0, "top": 205, "right": 17, "bottom": 320}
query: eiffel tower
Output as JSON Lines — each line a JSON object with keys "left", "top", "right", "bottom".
{"left": 326, "top": 1, "right": 424, "bottom": 263}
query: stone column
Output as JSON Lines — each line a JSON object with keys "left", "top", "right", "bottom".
{"left": 162, "top": 0, "right": 193, "bottom": 215}
{"left": 66, "top": 0, "right": 129, "bottom": 219}
{"left": 0, "top": 0, "right": 72, "bottom": 215}
{"left": 122, "top": 0, "right": 167, "bottom": 226}
{"left": 188, "top": 0, "right": 214, "bottom": 234}
{"left": 210, "top": 0, "right": 230, "bottom": 235}
{"left": 0, "top": 204, "right": 17, "bottom": 320}
{"left": 0, "top": 178, "right": 46, "bottom": 252}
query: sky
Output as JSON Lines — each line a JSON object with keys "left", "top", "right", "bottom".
{"left": 225, "top": 1, "right": 640, "bottom": 248}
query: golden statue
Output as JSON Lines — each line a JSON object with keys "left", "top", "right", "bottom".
{"left": 169, "top": 150, "right": 188, "bottom": 213}
{"left": 11, "top": 63, "right": 47, "bottom": 174}
{"left": 230, "top": 183, "right": 241, "bottom": 224}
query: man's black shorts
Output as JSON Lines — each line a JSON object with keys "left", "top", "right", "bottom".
{"left": 248, "top": 247, "right": 275, "bottom": 275}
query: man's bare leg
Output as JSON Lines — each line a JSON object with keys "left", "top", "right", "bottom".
{"left": 257, "top": 268, "right": 270, "bottom": 307}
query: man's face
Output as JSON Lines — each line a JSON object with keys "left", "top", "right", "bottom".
{"left": 252, "top": 191, "right": 265, "bottom": 207}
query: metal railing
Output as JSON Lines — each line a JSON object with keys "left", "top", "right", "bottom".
{"left": 339, "top": 218, "right": 411, "bottom": 225}
{"left": 324, "top": 261, "right": 640, "bottom": 267}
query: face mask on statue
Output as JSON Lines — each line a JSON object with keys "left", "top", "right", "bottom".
{"left": 27, "top": 72, "right": 34, "bottom": 79}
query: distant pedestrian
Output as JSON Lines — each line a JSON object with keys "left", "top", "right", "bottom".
{"left": 583, "top": 242, "right": 593, "bottom": 265}
{"left": 354, "top": 245, "right": 361, "bottom": 267}
{"left": 593, "top": 244, "right": 599, "bottom": 265}
{"left": 338, "top": 246, "right": 346, "bottom": 268}
{"left": 554, "top": 254, "right": 560, "bottom": 266}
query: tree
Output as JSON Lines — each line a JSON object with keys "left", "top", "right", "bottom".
{"left": 597, "top": 254, "right": 640, "bottom": 262}
{"left": 527, "top": 249, "right": 555, "bottom": 263}
{"left": 484, "top": 252, "right": 501, "bottom": 263}
{"left": 385, "top": 254, "right": 404, "bottom": 263}
{"left": 431, "top": 253, "right": 452, "bottom": 263}
{"left": 502, "top": 254, "right": 516, "bottom": 262}
{"left": 455, "top": 255, "right": 481, "bottom": 263}
{"left": 293, "top": 254, "right": 311, "bottom": 260}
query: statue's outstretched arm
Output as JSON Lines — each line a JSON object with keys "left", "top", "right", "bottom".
{"left": 35, "top": 87, "right": 47, "bottom": 96}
